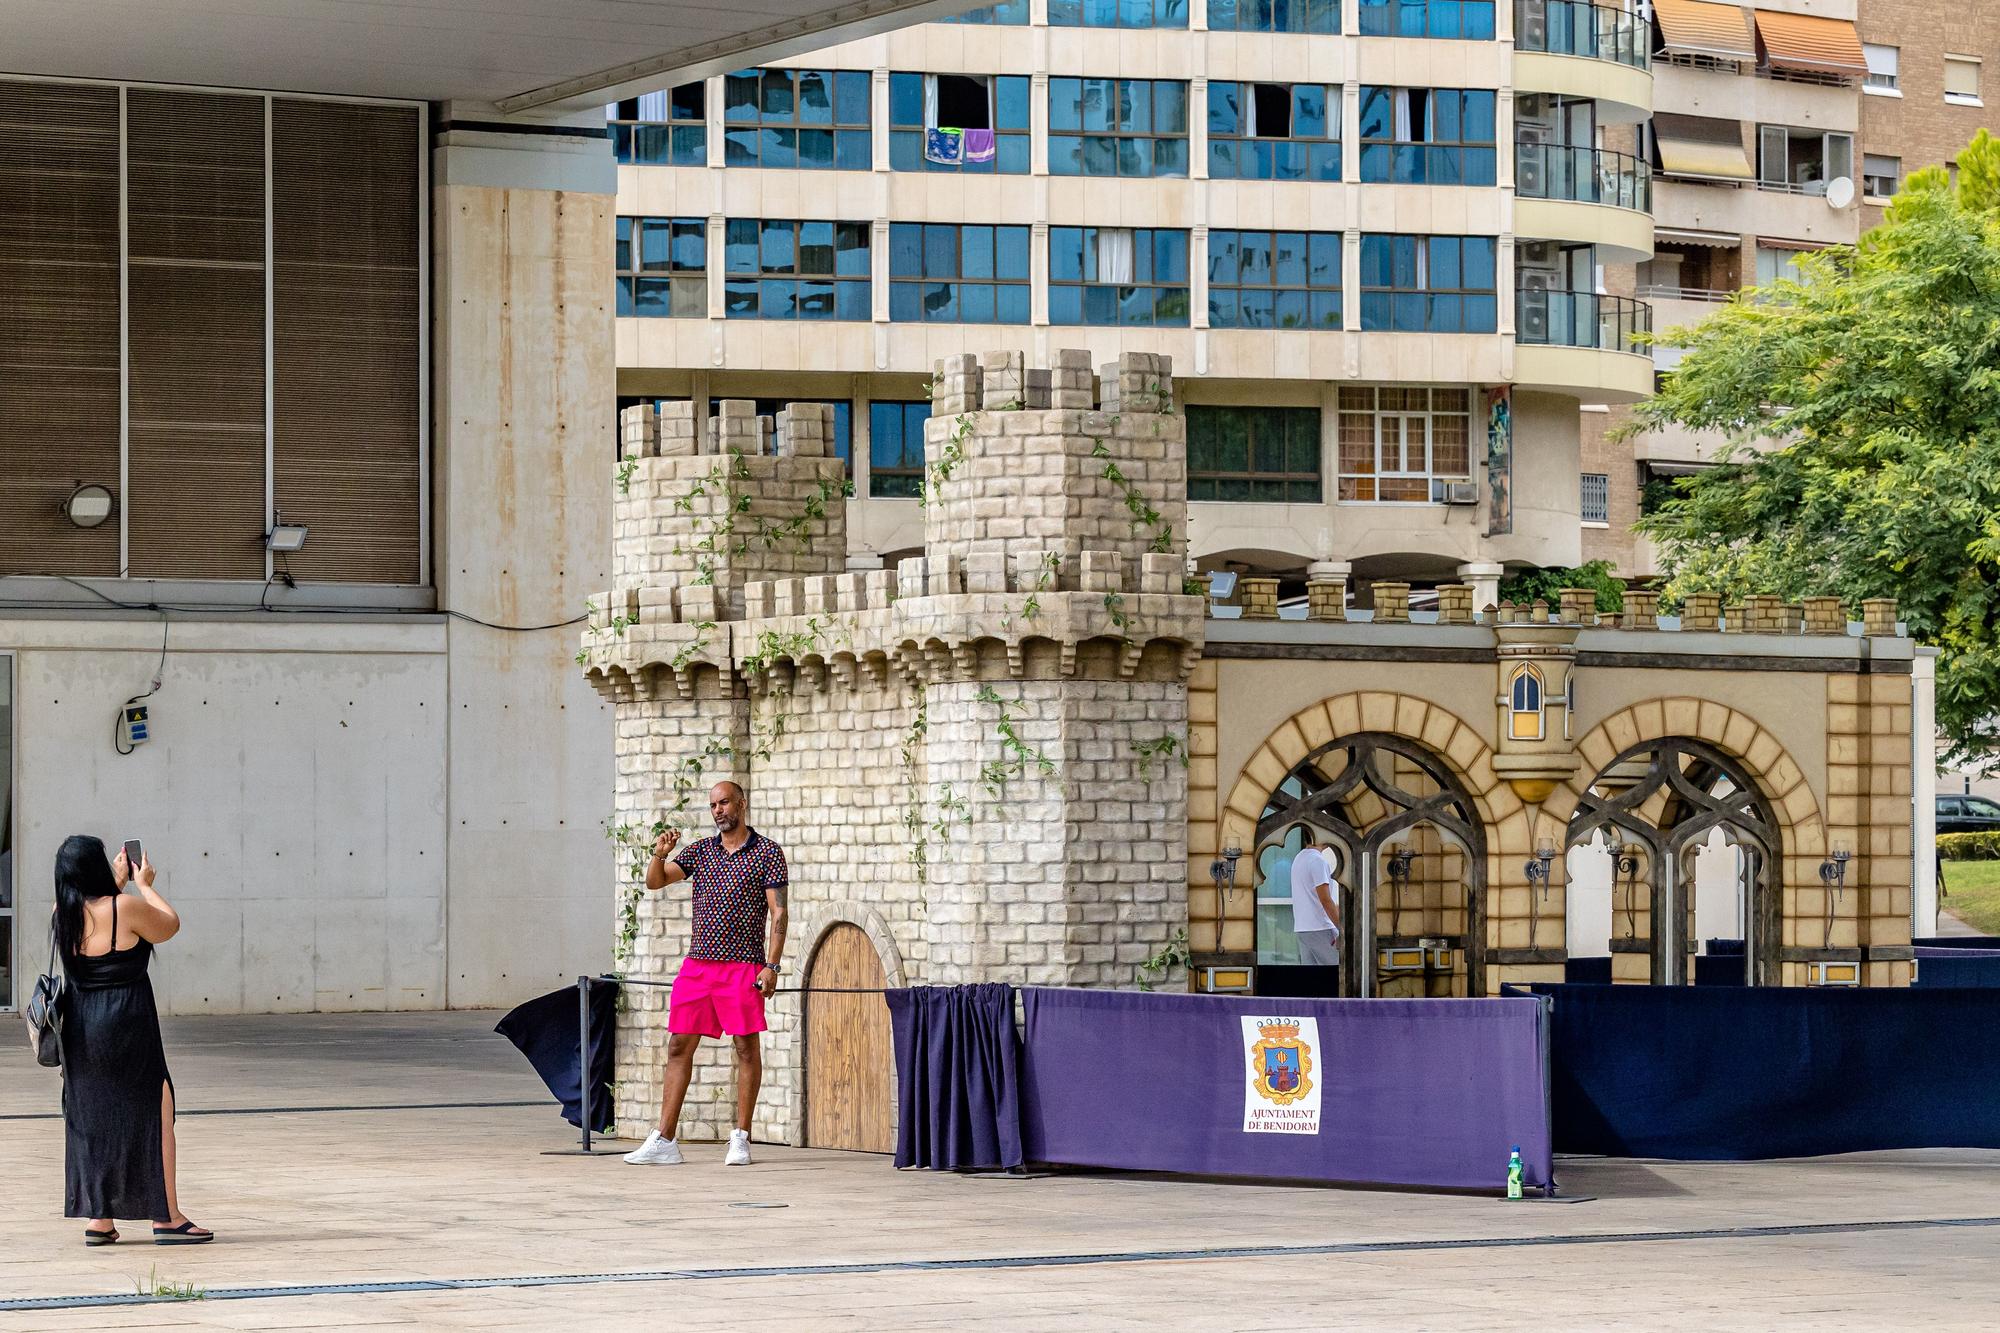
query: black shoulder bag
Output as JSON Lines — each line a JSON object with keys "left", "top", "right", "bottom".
{"left": 25, "top": 925, "right": 64, "bottom": 1069}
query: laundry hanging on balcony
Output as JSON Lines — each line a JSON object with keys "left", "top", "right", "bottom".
{"left": 923, "top": 74, "right": 997, "bottom": 163}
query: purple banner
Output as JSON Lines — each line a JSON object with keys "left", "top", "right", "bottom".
{"left": 1019, "top": 988, "right": 1552, "bottom": 1191}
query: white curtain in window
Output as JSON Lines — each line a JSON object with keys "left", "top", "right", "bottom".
{"left": 1394, "top": 90, "right": 1415, "bottom": 141}
{"left": 1097, "top": 228, "right": 1136, "bottom": 284}
{"left": 1244, "top": 85, "right": 1257, "bottom": 138}
{"left": 924, "top": 74, "right": 939, "bottom": 129}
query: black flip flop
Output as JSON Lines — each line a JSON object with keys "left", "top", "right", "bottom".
{"left": 83, "top": 1227, "right": 118, "bottom": 1247}
{"left": 152, "top": 1222, "right": 214, "bottom": 1245}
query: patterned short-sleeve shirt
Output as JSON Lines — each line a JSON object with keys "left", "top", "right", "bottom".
{"left": 674, "top": 830, "right": 788, "bottom": 964}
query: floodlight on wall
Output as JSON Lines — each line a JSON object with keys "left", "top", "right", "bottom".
{"left": 62, "top": 484, "right": 115, "bottom": 530}
{"left": 1207, "top": 570, "right": 1238, "bottom": 600}
{"left": 266, "top": 522, "right": 309, "bottom": 553}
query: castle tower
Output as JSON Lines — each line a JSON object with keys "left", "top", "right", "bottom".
{"left": 583, "top": 354, "right": 1206, "bottom": 1145}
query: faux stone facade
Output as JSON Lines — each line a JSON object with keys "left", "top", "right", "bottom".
{"left": 585, "top": 351, "right": 1205, "bottom": 1144}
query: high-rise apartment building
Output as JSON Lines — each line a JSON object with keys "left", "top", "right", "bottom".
{"left": 612, "top": 0, "right": 1657, "bottom": 609}
{"left": 1584, "top": 0, "right": 2000, "bottom": 579}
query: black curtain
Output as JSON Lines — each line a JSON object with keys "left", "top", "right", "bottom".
{"left": 496, "top": 978, "right": 619, "bottom": 1132}
{"left": 887, "top": 984, "right": 1024, "bottom": 1171}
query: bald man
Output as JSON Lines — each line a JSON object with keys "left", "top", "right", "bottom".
{"left": 624, "top": 781, "right": 789, "bottom": 1167}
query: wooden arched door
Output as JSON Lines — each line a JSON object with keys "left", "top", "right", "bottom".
{"left": 805, "top": 922, "right": 894, "bottom": 1153}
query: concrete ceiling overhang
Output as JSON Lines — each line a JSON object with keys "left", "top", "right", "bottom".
{"left": 5, "top": 0, "right": 977, "bottom": 117}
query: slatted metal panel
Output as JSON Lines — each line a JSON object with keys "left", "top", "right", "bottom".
{"left": 125, "top": 88, "right": 267, "bottom": 580}
{"left": 0, "top": 82, "right": 122, "bottom": 577}
{"left": 272, "top": 99, "right": 422, "bottom": 584}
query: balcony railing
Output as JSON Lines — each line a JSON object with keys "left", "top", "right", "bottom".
{"left": 1514, "top": 0, "right": 1651, "bottom": 71}
{"left": 1637, "top": 284, "right": 1735, "bottom": 304}
{"left": 1516, "top": 142, "right": 1651, "bottom": 212}
{"left": 1517, "top": 288, "right": 1651, "bottom": 351}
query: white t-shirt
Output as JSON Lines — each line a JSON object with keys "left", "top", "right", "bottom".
{"left": 1289, "top": 848, "right": 1339, "bottom": 936}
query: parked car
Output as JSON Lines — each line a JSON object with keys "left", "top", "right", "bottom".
{"left": 1937, "top": 794, "right": 2000, "bottom": 836}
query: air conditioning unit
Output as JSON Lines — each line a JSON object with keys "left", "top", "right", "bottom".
{"left": 1520, "top": 296, "right": 1550, "bottom": 342}
{"left": 1433, "top": 479, "right": 1479, "bottom": 505}
{"left": 1519, "top": 153, "right": 1546, "bottom": 196}
{"left": 1519, "top": 0, "right": 1548, "bottom": 50}
{"left": 1519, "top": 239, "right": 1559, "bottom": 267}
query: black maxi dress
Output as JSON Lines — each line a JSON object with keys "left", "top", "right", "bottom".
{"left": 62, "top": 895, "right": 173, "bottom": 1222}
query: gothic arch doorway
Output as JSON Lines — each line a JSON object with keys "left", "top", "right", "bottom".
{"left": 1253, "top": 733, "right": 1488, "bottom": 998}
{"left": 1566, "top": 737, "right": 1780, "bottom": 986}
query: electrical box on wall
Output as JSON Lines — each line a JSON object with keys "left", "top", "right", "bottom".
{"left": 119, "top": 704, "right": 151, "bottom": 748}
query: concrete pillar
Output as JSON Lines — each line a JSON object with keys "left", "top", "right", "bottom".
{"left": 432, "top": 121, "right": 617, "bottom": 1004}
{"left": 1458, "top": 560, "right": 1504, "bottom": 617}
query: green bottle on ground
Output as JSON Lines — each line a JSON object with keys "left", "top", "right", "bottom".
{"left": 1507, "top": 1146, "right": 1523, "bottom": 1200}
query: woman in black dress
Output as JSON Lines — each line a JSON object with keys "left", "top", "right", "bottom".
{"left": 55, "top": 835, "right": 212, "bottom": 1246}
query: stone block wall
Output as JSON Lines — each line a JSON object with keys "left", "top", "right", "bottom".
{"left": 611, "top": 401, "right": 848, "bottom": 614}
{"left": 922, "top": 351, "right": 1186, "bottom": 575}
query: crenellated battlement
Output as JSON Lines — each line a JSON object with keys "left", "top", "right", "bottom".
{"left": 1223, "top": 576, "right": 1905, "bottom": 639}
{"left": 922, "top": 351, "right": 1186, "bottom": 577}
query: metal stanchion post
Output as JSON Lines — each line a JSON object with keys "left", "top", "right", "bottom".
{"left": 540, "top": 974, "right": 615, "bottom": 1157}
{"left": 578, "top": 975, "right": 593, "bottom": 1154}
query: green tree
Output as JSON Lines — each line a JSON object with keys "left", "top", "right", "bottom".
{"left": 1629, "top": 130, "right": 2000, "bottom": 768}
{"left": 1497, "top": 560, "right": 1625, "bottom": 614}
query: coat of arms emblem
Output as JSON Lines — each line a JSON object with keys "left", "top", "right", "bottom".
{"left": 1248, "top": 1018, "right": 1313, "bottom": 1106}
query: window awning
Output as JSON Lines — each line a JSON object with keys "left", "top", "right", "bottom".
{"left": 1654, "top": 0, "right": 1756, "bottom": 63}
{"left": 1655, "top": 226, "right": 1741, "bottom": 248}
{"left": 1757, "top": 235, "right": 1832, "bottom": 251}
{"left": 1654, "top": 114, "right": 1754, "bottom": 181}
{"left": 1754, "top": 10, "right": 1867, "bottom": 77}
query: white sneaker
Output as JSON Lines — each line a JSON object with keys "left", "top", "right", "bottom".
{"left": 623, "top": 1130, "right": 684, "bottom": 1165}
{"left": 724, "top": 1129, "right": 753, "bottom": 1166}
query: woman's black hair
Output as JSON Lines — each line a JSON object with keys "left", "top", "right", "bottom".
{"left": 54, "top": 835, "right": 120, "bottom": 962}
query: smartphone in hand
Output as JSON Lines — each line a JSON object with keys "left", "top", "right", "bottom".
{"left": 123, "top": 839, "right": 142, "bottom": 873}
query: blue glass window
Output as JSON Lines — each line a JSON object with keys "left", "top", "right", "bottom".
{"left": 1356, "top": 88, "right": 1496, "bottom": 185}
{"left": 722, "top": 69, "right": 871, "bottom": 170}
{"left": 1187, "top": 407, "right": 1323, "bottom": 502}
{"left": 723, "top": 219, "right": 871, "bottom": 320}
{"left": 1207, "top": 0, "right": 1339, "bottom": 33}
{"left": 1049, "top": 78, "right": 1189, "bottom": 178}
{"left": 1355, "top": 0, "right": 1494, "bottom": 39}
{"left": 869, "top": 400, "right": 933, "bottom": 497}
{"left": 1048, "top": 226, "right": 1190, "bottom": 327}
{"left": 1047, "top": 0, "right": 1188, "bottom": 26}
{"left": 1207, "top": 82, "right": 1341, "bottom": 181}
{"left": 888, "top": 73, "right": 1031, "bottom": 175}
{"left": 1358, "top": 235, "right": 1497, "bottom": 333}
{"left": 607, "top": 84, "right": 706, "bottom": 166}
{"left": 1208, "top": 231, "right": 1341, "bottom": 330}
{"left": 615, "top": 217, "right": 707, "bottom": 317}
{"left": 939, "top": 0, "right": 1030, "bottom": 22}
{"left": 888, "top": 223, "right": 1032, "bottom": 325}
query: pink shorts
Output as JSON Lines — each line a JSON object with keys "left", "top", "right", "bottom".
{"left": 668, "top": 958, "right": 768, "bottom": 1037}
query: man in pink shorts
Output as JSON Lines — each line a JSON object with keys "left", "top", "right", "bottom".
{"left": 623, "top": 781, "right": 789, "bottom": 1167}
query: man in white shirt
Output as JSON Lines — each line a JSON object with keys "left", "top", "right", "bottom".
{"left": 1290, "top": 843, "right": 1342, "bottom": 966}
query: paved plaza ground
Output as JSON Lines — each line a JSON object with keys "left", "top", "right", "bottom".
{"left": 2, "top": 1010, "right": 1997, "bottom": 1331}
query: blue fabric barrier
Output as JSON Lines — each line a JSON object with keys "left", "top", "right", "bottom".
{"left": 1530, "top": 983, "right": 2000, "bottom": 1159}
{"left": 1019, "top": 988, "right": 1553, "bottom": 1191}
{"left": 1914, "top": 948, "right": 2000, "bottom": 987}
{"left": 495, "top": 978, "right": 618, "bottom": 1132}
{"left": 1915, "top": 936, "right": 2000, "bottom": 949}
{"left": 1565, "top": 957, "right": 1611, "bottom": 984}
{"left": 886, "top": 984, "right": 1024, "bottom": 1171}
